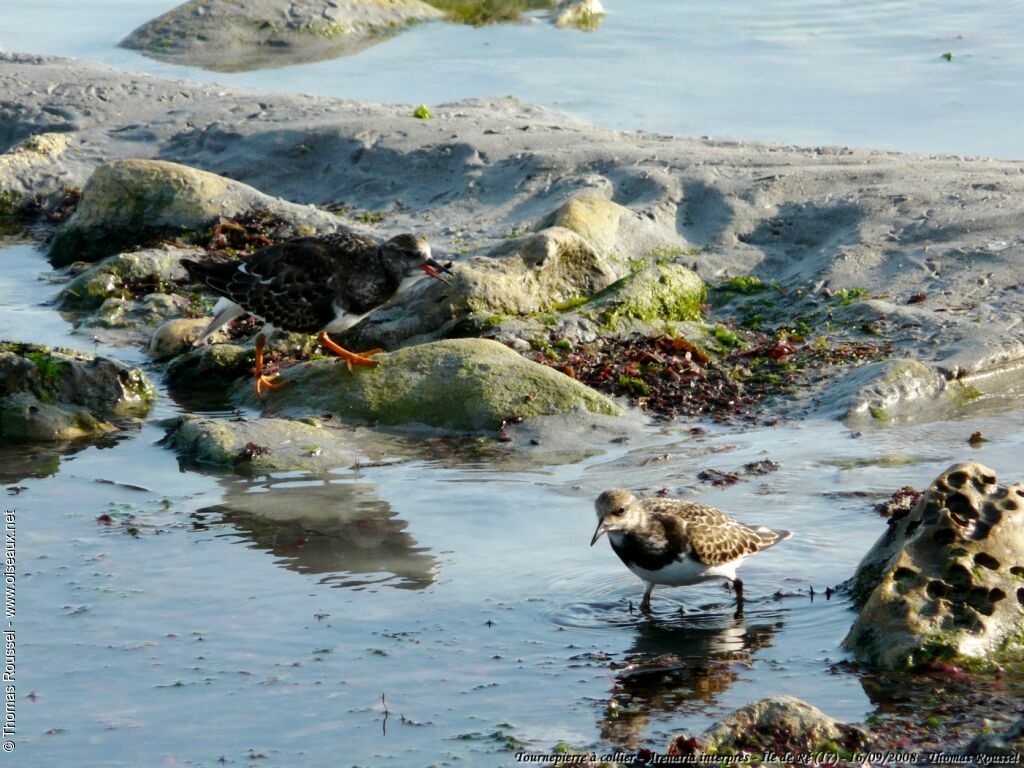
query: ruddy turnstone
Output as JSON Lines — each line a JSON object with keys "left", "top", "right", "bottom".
{"left": 591, "top": 489, "right": 791, "bottom": 614}
{"left": 183, "top": 231, "right": 452, "bottom": 398}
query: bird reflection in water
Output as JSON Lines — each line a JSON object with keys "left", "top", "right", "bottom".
{"left": 193, "top": 478, "right": 436, "bottom": 590}
{"left": 599, "top": 612, "right": 781, "bottom": 748}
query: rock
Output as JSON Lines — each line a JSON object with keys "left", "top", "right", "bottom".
{"left": 965, "top": 717, "right": 1024, "bottom": 757}
{"left": 57, "top": 246, "right": 200, "bottom": 310}
{"left": 584, "top": 263, "right": 706, "bottom": 332}
{"left": 121, "top": 0, "right": 443, "bottom": 72}
{"left": 0, "top": 341, "right": 155, "bottom": 442}
{"left": 0, "top": 132, "right": 74, "bottom": 216}
{"left": 165, "top": 415, "right": 363, "bottom": 472}
{"left": 166, "top": 343, "right": 253, "bottom": 390}
{"left": 77, "top": 293, "right": 188, "bottom": 332}
{"left": 830, "top": 358, "right": 989, "bottom": 425}
{"left": 696, "top": 695, "right": 870, "bottom": 756}
{"left": 345, "top": 226, "right": 621, "bottom": 350}
{"left": 256, "top": 337, "right": 623, "bottom": 431}
{"left": 148, "top": 318, "right": 227, "bottom": 360}
{"left": 47, "top": 159, "right": 341, "bottom": 266}
{"left": 844, "top": 462, "right": 1024, "bottom": 670}
{"left": 551, "top": 0, "right": 605, "bottom": 30}
{"left": 537, "top": 195, "right": 682, "bottom": 261}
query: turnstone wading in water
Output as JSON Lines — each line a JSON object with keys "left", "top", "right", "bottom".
{"left": 183, "top": 232, "right": 452, "bottom": 398}
{"left": 591, "top": 489, "right": 791, "bottom": 614}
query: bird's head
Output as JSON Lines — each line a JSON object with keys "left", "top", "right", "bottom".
{"left": 379, "top": 234, "right": 454, "bottom": 286}
{"left": 591, "top": 488, "right": 643, "bottom": 545}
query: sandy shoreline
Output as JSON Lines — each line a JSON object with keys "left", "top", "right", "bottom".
{"left": 3, "top": 52, "right": 1024, "bottom": 422}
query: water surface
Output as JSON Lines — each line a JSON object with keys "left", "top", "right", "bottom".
{"left": 2, "top": 1, "right": 1024, "bottom": 158}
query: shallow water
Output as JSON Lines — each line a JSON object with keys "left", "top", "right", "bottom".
{"left": 3, "top": 1, "right": 1024, "bottom": 158}
{"left": 5, "top": 239, "right": 1024, "bottom": 764}
{"left": 4, "top": 2, "right": 1024, "bottom": 760}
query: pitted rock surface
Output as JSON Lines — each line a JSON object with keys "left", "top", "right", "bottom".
{"left": 844, "top": 462, "right": 1024, "bottom": 670}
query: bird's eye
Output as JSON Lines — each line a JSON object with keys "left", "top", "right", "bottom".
{"left": 612, "top": 507, "right": 626, "bottom": 516}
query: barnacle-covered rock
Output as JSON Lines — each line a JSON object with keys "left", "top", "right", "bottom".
{"left": 844, "top": 462, "right": 1024, "bottom": 670}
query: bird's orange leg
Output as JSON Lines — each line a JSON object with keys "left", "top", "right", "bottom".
{"left": 318, "top": 331, "right": 381, "bottom": 372}
{"left": 253, "top": 333, "right": 286, "bottom": 400}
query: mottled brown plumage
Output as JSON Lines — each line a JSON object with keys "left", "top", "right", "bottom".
{"left": 591, "top": 488, "right": 791, "bottom": 613}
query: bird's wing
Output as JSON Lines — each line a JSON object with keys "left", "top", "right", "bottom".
{"left": 220, "top": 239, "right": 350, "bottom": 330}
{"left": 646, "top": 500, "right": 771, "bottom": 566}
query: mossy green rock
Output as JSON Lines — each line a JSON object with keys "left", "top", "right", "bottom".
{"left": 47, "top": 159, "right": 339, "bottom": 266}
{"left": 166, "top": 416, "right": 363, "bottom": 472}
{"left": 844, "top": 462, "right": 1024, "bottom": 671}
{"left": 258, "top": 338, "right": 622, "bottom": 430}
{"left": 121, "top": 0, "right": 443, "bottom": 72}
{"left": 589, "top": 263, "right": 705, "bottom": 330}
{"left": 58, "top": 247, "right": 198, "bottom": 310}
{"left": 0, "top": 342, "right": 155, "bottom": 442}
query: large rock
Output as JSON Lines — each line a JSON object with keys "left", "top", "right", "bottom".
{"left": 551, "top": 0, "right": 604, "bottom": 30}
{"left": 57, "top": 246, "right": 200, "bottom": 310}
{"left": 346, "top": 226, "right": 621, "bottom": 350}
{"left": 583, "top": 262, "right": 705, "bottom": 331}
{"left": 166, "top": 343, "right": 253, "bottom": 390}
{"left": 165, "top": 415, "right": 363, "bottom": 471}
{"left": 0, "top": 342, "right": 155, "bottom": 442}
{"left": 538, "top": 194, "right": 682, "bottom": 261}
{"left": 694, "top": 695, "right": 870, "bottom": 756}
{"left": 256, "top": 337, "right": 622, "bottom": 430}
{"left": 47, "top": 159, "right": 341, "bottom": 266}
{"left": 121, "top": 0, "right": 443, "bottom": 72}
{"left": 828, "top": 357, "right": 1001, "bottom": 425}
{"left": 844, "top": 462, "right": 1024, "bottom": 670}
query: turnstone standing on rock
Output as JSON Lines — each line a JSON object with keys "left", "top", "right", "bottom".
{"left": 183, "top": 232, "right": 452, "bottom": 398}
{"left": 591, "top": 489, "right": 791, "bottom": 614}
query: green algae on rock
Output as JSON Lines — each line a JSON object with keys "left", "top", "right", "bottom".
{"left": 121, "top": 0, "right": 443, "bottom": 72}
{"left": 165, "top": 416, "right": 363, "bottom": 472}
{"left": 844, "top": 462, "right": 1024, "bottom": 671}
{"left": 47, "top": 159, "right": 340, "bottom": 266}
{"left": 0, "top": 342, "right": 155, "bottom": 442}
{"left": 426, "top": 0, "right": 553, "bottom": 26}
{"left": 255, "top": 337, "right": 622, "bottom": 431}
{"left": 57, "top": 246, "right": 200, "bottom": 311}
{"left": 587, "top": 263, "right": 705, "bottom": 331}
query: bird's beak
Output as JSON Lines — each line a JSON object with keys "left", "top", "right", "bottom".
{"left": 590, "top": 519, "right": 608, "bottom": 547}
{"left": 422, "top": 257, "right": 454, "bottom": 285}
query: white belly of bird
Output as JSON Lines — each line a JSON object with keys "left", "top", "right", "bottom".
{"left": 626, "top": 555, "right": 744, "bottom": 587}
